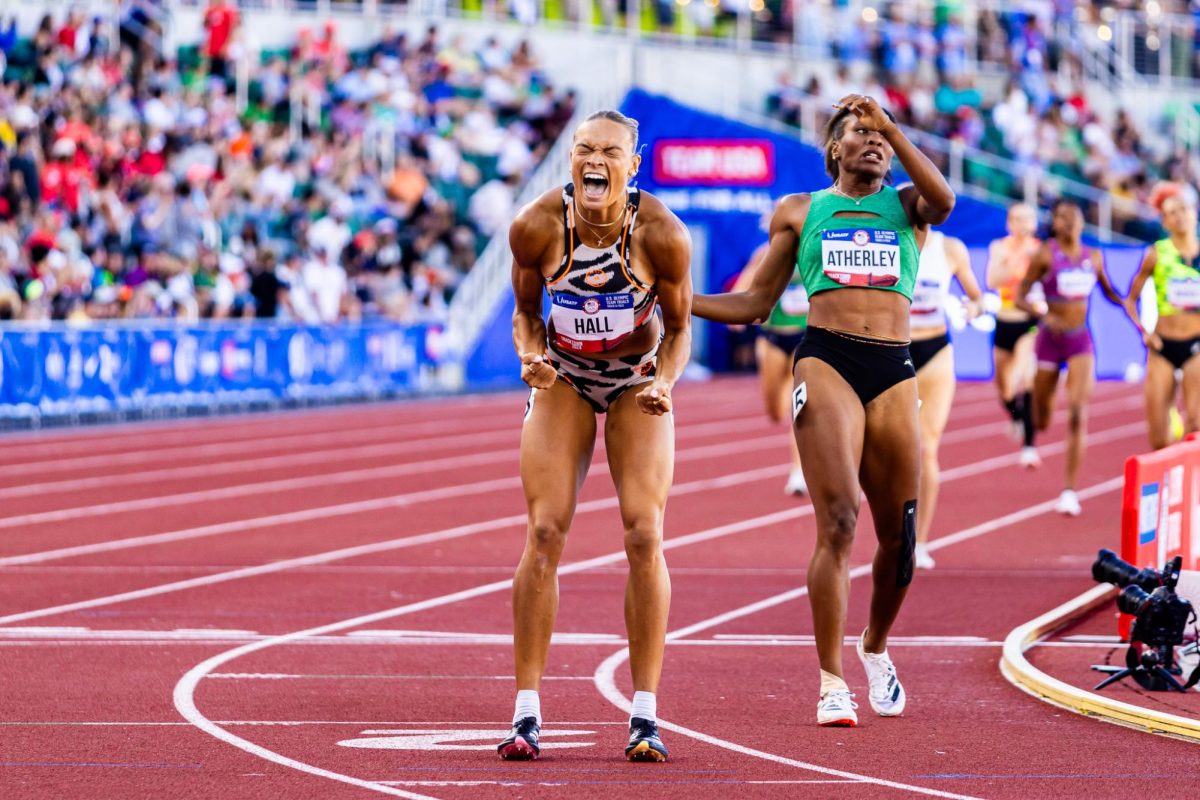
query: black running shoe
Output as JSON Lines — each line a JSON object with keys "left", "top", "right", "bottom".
{"left": 497, "top": 716, "right": 541, "bottom": 761}
{"left": 625, "top": 717, "right": 669, "bottom": 762}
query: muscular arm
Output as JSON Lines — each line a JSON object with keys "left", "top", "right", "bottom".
{"left": 509, "top": 201, "right": 560, "bottom": 389}
{"left": 1124, "top": 246, "right": 1157, "bottom": 321}
{"left": 947, "top": 237, "right": 984, "bottom": 312}
{"left": 643, "top": 216, "right": 693, "bottom": 390}
{"left": 1014, "top": 245, "right": 1050, "bottom": 319}
{"left": 888, "top": 125, "right": 956, "bottom": 227}
{"left": 692, "top": 195, "right": 808, "bottom": 324}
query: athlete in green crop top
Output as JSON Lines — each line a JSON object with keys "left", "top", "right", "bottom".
{"left": 1126, "top": 185, "right": 1200, "bottom": 449}
{"left": 693, "top": 95, "right": 955, "bottom": 728}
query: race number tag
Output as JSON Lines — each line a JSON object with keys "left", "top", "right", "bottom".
{"left": 792, "top": 381, "right": 807, "bottom": 422}
{"left": 910, "top": 278, "right": 943, "bottom": 316}
{"left": 550, "top": 293, "right": 636, "bottom": 349}
{"left": 1056, "top": 268, "right": 1096, "bottom": 300}
{"left": 1167, "top": 278, "right": 1200, "bottom": 310}
{"left": 820, "top": 229, "right": 901, "bottom": 287}
{"left": 780, "top": 285, "right": 810, "bottom": 316}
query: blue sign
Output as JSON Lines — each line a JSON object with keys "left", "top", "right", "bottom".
{"left": 0, "top": 321, "right": 432, "bottom": 423}
{"left": 1139, "top": 482, "right": 1161, "bottom": 545}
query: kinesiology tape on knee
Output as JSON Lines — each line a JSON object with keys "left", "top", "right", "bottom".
{"left": 897, "top": 500, "right": 917, "bottom": 589}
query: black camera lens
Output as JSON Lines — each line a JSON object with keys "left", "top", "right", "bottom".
{"left": 1116, "top": 584, "right": 1152, "bottom": 616}
{"left": 1092, "top": 549, "right": 1161, "bottom": 591}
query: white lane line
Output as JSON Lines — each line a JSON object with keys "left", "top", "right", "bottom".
{"left": 0, "top": 382, "right": 758, "bottom": 474}
{"left": 1, "top": 415, "right": 1141, "bottom": 623}
{"left": 0, "top": 463, "right": 790, "bottom": 625}
{"left": 939, "top": 394, "right": 1140, "bottom": 446}
{"left": 170, "top": 440, "right": 1133, "bottom": 800}
{"left": 0, "top": 417, "right": 775, "bottom": 534}
{"left": 0, "top": 434, "right": 786, "bottom": 566}
{"left": 0, "top": 409, "right": 769, "bottom": 500}
{"left": 0, "top": 720, "right": 629, "bottom": 726}
{"left": 206, "top": 674, "right": 598, "bottom": 681}
{"left": 590, "top": 477, "right": 1125, "bottom": 800}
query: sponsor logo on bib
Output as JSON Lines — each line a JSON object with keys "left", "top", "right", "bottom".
{"left": 1056, "top": 268, "right": 1096, "bottom": 300}
{"left": 551, "top": 293, "right": 637, "bottom": 348}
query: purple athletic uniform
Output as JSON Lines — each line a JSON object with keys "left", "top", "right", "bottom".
{"left": 1035, "top": 241, "right": 1097, "bottom": 369}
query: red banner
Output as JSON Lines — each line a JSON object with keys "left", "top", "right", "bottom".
{"left": 652, "top": 139, "right": 776, "bottom": 186}
{"left": 1117, "top": 437, "right": 1200, "bottom": 636}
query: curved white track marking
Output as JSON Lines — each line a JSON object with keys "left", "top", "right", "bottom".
{"left": 0, "top": 434, "right": 783, "bottom": 567}
{"left": 174, "top": 471, "right": 1125, "bottom": 796}
{"left": 592, "top": 477, "right": 1125, "bottom": 800}
{"left": 173, "top": 506, "right": 808, "bottom": 797}
{"left": 0, "top": 464, "right": 790, "bottom": 625}
{"left": 1, "top": 419, "right": 1141, "bottom": 622}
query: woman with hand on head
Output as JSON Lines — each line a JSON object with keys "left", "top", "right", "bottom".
{"left": 694, "top": 95, "right": 954, "bottom": 727}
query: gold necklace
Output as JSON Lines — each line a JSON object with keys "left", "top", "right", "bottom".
{"left": 831, "top": 183, "right": 883, "bottom": 206}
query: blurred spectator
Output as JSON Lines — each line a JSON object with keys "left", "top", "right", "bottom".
{"left": 0, "top": 13, "right": 568, "bottom": 323}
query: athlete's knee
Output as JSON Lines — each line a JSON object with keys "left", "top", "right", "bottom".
{"left": 1067, "top": 405, "right": 1087, "bottom": 433}
{"left": 920, "top": 439, "right": 940, "bottom": 472}
{"left": 527, "top": 517, "right": 569, "bottom": 569}
{"left": 817, "top": 499, "right": 859, "bottom": 554}
{"left": 623, "top": 516, "right": 664, "bottom": 565}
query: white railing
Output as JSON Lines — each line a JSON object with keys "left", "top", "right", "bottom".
{"left": 439, "top": 88, "right": 623, "bottom": 384}
{"left": 743, "top": 96, "right": 1150, "bottom": 245}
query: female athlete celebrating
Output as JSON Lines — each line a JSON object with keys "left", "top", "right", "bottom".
{"left": 986, "top": 203, "right": 1042, "bottom": 466}
{"left": 733, "top": 235, "right": 809, "bottom": 495}
{"left": 1015, "top": 200, "right": 1137, "bottom": 515}
{"left": 694, "top": 95, "right": 955, "bottom": 726}
{"left": 910, "top": 230, "right": 983, "bottom": 569}
{"left": 1125, "top": 184, "right": 1200, "bottom": 449}
{"left": 501, "top": 110, "right": 692, "bottom": 762}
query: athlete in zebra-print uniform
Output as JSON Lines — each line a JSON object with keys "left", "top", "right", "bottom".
{"left": 499, "top": 110, "right": 693, "bottom": 764}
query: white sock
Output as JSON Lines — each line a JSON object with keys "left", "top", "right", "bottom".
{"left": 630, "top": 691, "right": 657, "bottom": 722}
{"left": 513, "top": 689, "right": 541, "bottom": 725}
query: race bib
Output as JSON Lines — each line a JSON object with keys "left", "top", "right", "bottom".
{"left": 1056, "top": 268, "right": 1096, "bottom": 300}
{"left": 820, "top": 229, "right": 901, "bottom": 287}
{"left": 1167, "top": 278, "right": 1200, "bottom": 310}
{"left": 910, "top": 278, "right": 943, "bottom": 316}
{"left": 550, "top": 293, "right": 635, "bottom": 348}
{"left": 780, "top": 285, "right": 810, "bottom": 315}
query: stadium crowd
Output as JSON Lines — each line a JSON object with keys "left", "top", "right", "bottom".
{"left": 767, "top": 3, "right": 1200, "bottom": 240}
{"left": 0, "top": 2, "right": 577, "bottom": 324}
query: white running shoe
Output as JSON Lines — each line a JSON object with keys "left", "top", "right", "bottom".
{"left": 856, "top": 633, "right": 906, "bottom": 717}
{"left": 816, "top": 689, "right": 858, "bottom": 727}
{"left": 1018, "top": 446, "right": 1041, "bottom": 469}
{"left": 784, "top": 467, "right": 808, "bottom": 496}
{"left": 914, "top": 544, "right": 935, "bottom": 570}
{"left": 1056, "top": 489, "right": 1082, "bottom": 517}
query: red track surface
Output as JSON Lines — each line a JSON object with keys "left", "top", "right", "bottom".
{"left": 2, "top": 377, "right": 1196, "bottom": 800}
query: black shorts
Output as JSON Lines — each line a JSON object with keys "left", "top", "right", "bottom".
{"left": 993, "top": 318, "right": 1036, "bottom": 353}
{"left": 792, "top": 326, "right": 915, "bottom": 406}
{"left": 758, "top": 328, "right": 806, "bottom": 359}
{"left": 910, "top": 333, "right": 950, "bottom": 373}
{"left": 1155, "top": 335, "right": 1200, "bottom": 371}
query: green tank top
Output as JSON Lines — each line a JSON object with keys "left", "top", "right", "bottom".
{"left": 763, "top": 270, "right": 808, "bottom": 331}
{"left": 795, "top": 186, "right": 919, "bottom": 301}
{"left": 1153, "top": 238, "right": 1200, "bottom": 317}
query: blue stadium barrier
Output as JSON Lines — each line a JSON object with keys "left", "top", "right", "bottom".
{"left": 0, "top": 321, "right": 433, "bottom": 425}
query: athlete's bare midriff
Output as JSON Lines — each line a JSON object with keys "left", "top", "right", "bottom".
{"left": 806, "top": 288, "right": 912, "bottom": 342}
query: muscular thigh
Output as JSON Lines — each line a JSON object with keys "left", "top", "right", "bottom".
{"left": 604, "top": 385, "right": 675, "bottom": 524}
{"left": 521, "top": 380, "right": 598, "bottom": 518}
{"left": 793, "top": 357, "right": 865, "bottom": 508}
{"left": 861, "top": 377, "right": 921, "bottom": 511}
{"left": 916, "top": 346, "right": 955, "bottom": 445}
{"left": 758, "top": 339, "right": 795, "bottom": 416}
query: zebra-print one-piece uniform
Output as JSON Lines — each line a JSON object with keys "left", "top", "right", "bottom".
{"left": 540, "top": 184, "right": 660, "bottom": 414}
